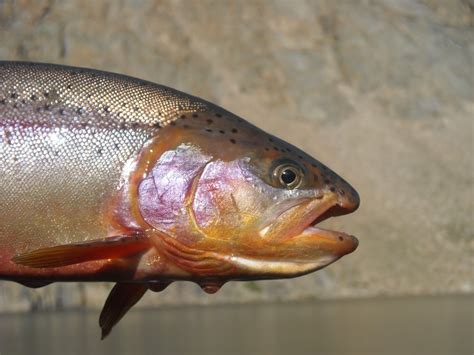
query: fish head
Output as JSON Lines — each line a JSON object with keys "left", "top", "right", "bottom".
{"left": 137, "top": 111, "right": 359, "bottom": 280}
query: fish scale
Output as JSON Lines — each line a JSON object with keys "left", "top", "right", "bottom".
{"left": 0, "top": 62, "right": 359, "bottom": 338}
{"left": 0, "top": 62, "right": 216, "bottom": 249}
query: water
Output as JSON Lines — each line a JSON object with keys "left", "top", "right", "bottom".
{"left": 0, "top": 295, "right": 472, "bottom": 355}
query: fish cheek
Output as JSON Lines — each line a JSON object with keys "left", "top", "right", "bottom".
{"left": 136, "top": 144, "right": 212, "bottom": 243}
{"left": 191, "top": 160, "right": 264, "bottom": 248}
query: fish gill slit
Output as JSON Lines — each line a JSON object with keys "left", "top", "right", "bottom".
{"left": 184, "top": 163, "right": 210, "bottom": 239}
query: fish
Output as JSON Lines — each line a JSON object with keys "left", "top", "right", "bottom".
{"left": 0, "top": 61, "right": 360, "bottom": 338}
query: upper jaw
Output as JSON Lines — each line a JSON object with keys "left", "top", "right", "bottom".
{"left": 259, "top": 192, "right": 339, "bottom": 241}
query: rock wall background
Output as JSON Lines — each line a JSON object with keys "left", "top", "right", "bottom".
{"left": 0, "top": 0, "right": 472, "bottom": 312}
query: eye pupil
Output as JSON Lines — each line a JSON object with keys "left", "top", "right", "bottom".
{"left": 281, "top": 169, "right": 297, "bottom": 185}
{"left": 273, "top": 162, "right": 303, "bottom": 189}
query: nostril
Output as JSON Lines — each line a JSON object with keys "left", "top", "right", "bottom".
{"left": 339, "top": 187, "right": 360, "bottom": 213}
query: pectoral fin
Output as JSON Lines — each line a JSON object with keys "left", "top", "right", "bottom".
{"left": 12, "top": 234, "right": 151, "bottom": 268}
{"left": 99, "top": 282, "right": 148, "bottom": 340}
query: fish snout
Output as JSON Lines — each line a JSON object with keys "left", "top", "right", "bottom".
{"left": 337, "top": 181, "right": 360, "bottom": 214}
{"left": 312, "top": 178, "right": 359, "bottom": 226}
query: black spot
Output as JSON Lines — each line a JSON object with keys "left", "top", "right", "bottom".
{"left": 192, "top": 113, "right": 199, "bottom": 118}
{"left": 180, "top": 114, "right": 186, "bottom": 119}
{"left": 76, "top": 108, "right": 84, "bottom": 115}
{"left": 43, "top": 92, "right": 49, "bottom": 98}
{"left": 219, "top": 130, "right": 225, "bottom": 134}
{"left": 285, "top": 148, "right": 291, "bottom": 152}
{"left": 338, "top": 236, "right": 344, "bottom": 241}
{"left": 215, "top": 113, "right": 222, "bottom": 118}
{"left": 230, "top": 138, "right": 236, "bottom": 144}
{"left": 205, "top": 128, "right": 213, "bottom": 133}
{"left": 30, "top": 95, "right": 37, "bottom": 101}
{"left": 4, "top": 130, "right": 12, "bottom": 145}
{"left": 330, "top": 186, "right": 336, "bottom": 192}
{"left": 268, "top": 137, "right": 274, "bottom": 142}
{"left": 207, "top": 119, "right": 213, "bottom": 124}
{"left": 114, "top": 143, "right": 119, "bottom": 150}
{"left": 0, "top": 99, "right": 5, "bottom": 105}
{"left": 10, "top": 93, "right": 17, "bottom": 99}
{"left": 67, "top": 84, "right": 72, "bottom": 90}
{"left": 44, "top": 104, "right": 51, "bottom": 110}
{"left": 21, "top": 99, "right": 26, "bottom": 104}
{"left": 298, "top": 155, "right": 303, "bottom": 159}
{"left": 132, "top": 122, "right": 140, "bottom": 129}
{"left": 231, "top": 128, "right": 238, "bottom": 133}
{"left": 153, "top": 122, "right": 161, "bottom": 128}
{"left": 273, "top": 147, "right": 279, "bottom": 151}
{"left": 13, "top": 103, "right": 18, "bottom": 109}
{"left": 265, "top": 147, "right": 270, "bottom": 151}
{"left": 103, "top": 106, "right": 109, "bottom": 113}
{"left": 97, "top": 149, "right": 103, "bottom": 156}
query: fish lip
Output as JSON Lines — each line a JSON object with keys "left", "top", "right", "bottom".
{"left": 294, "top": 195, "right": 359, "bottom": 237}
{"left": 259, "top": 192, "right": 359, "bottom": 256}
{"left": 259, "top": 193, "right": 338, "bottom": 240}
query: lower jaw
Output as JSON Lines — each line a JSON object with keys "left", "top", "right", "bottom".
{"left": 227, "top": 254, "right": 340, "bottom": 280}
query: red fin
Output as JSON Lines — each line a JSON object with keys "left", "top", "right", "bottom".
{"left": 99, "top": 282, "right": 148, "bottom": 340}
{"left": 11, "top": 234, "right": 151, "bottom": 268}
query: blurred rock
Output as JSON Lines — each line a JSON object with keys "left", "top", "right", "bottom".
{"left": 0, "top": 0, "right": 472, "bottom": 312}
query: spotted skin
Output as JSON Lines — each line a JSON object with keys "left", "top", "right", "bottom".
{"left": 0, "top": 62, "right": 359, "bottom": 337}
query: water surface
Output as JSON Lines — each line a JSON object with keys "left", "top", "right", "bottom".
{"left": 1, "top": 295, "right": 472, "bottom": 355}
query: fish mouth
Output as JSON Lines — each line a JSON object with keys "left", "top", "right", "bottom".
{"left": 250, "top": 193, "right": 359, "bottom": 277}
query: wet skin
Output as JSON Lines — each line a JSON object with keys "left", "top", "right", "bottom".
{"left": 0, "top": 62, "right": 359, "bottom": 337}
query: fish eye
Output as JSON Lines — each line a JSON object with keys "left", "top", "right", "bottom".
{"left": 274, "top": 164, "right": 303, "bottom": 189}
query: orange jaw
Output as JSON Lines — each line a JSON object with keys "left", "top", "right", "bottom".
{"left": 140, "top": 191, "right": 359, "bottom": 281}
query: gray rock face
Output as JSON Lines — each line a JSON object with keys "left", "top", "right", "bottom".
{"left": 0, "top": 0, "right": 472, "bottom": 312}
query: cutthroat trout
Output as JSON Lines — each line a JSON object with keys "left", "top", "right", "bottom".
{"left": 0, "top": 62, "right": 359, "bottom": 338}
